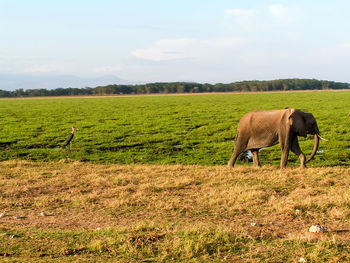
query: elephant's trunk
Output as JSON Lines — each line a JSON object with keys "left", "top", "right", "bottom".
{"left": 305, "top": 134, "right": 319, "bottom": 163}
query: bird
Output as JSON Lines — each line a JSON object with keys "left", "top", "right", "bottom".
{"left": 63, "top": 126, "right": 76, "bottom": 150}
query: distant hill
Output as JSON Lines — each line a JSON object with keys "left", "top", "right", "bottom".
{"left": 0, "top": 73, "right": 131, "bottom": 90}
{"left": 0, "top": 78, "right": 349, "bottom": 97}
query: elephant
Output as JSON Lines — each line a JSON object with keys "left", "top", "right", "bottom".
{"left": 227, "top": 108, "right": 324, "bottom": 169}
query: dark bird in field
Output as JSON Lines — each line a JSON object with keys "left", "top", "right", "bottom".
{"left": 63, "top": 126, "right": 76, "bottom": 149}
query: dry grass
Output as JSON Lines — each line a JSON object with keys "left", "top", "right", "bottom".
{"left": 0, "top": 161, "right": 350, "bottom": 262}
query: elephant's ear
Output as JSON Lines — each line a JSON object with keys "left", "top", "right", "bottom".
{"left": 289, "top": 109, "right": 307, "bottom": 137}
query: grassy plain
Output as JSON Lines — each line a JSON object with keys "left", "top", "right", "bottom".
{"left": 0, "top": 91, "right": 349, "bottom": 166}
{"left": 0, "top": 91, "right": 349, "bottom": 262}
{"left": 0, "top": 161, "right": 350, "bottom": 262}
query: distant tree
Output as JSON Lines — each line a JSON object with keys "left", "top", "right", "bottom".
{"left": 0, "top": 79, "right": 349, "bottom": 98}
{"left": 176, "top": 85, "right": 185, "bottom": 93}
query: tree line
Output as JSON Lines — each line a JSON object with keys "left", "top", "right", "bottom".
{"left": 0, "top": 79, "right": 349, "bottom": 97}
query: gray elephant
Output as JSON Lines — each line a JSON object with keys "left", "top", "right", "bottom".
{"left": 228, "top": 108, "right": 324, "bottom": 168}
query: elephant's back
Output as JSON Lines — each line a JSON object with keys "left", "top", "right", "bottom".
{"left": 239, "top": 109, "right": 286, "bottom": 127}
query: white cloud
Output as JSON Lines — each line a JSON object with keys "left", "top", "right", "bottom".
{"left": 131, "top": 38, "right": 195, "bottom": 61}
{"left": 131, "top": 37, "right": 246, "bottom": 61}
{"left": 223, "top": 4, "right": 300, "bottom": 32}
{"left": 223, "top": 8, "right": 257, "bottom": 29}
{"left": 268, "top": 4, "right": 295, "bottom": 25}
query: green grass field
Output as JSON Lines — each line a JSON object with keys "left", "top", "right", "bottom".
{"left": 0, "top": 91, "right": 349, "bottom": 167}
{"left": 0, "top": 91, "right": 350, "bottom": 262}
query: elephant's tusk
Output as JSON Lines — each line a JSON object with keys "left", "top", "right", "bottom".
{"left": 317, "top": 134, "right": 328, "bottom": 141}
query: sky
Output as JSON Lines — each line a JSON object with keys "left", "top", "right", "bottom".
{"left": 1, "top": 0, "right": 350, "bottom": 84}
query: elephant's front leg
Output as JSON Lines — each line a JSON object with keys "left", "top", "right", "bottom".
{"left": 279, "top": 132, "right": 292, "bottom": 169}
{"left": 291, "top": 136, "right": 306, "bottom": 168}
{"left": 279, "top": 138, "right": 290, "bottom": 168}
{"left": 280, "top": 147, "right": 290, "bottom": 168}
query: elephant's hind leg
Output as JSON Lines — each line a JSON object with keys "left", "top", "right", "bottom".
{"left": 228, "top": 145, "right": 246, "bottom": 168}
{"left": 228, "top": 151, "right": 240, "bottom": 168}
{"left": 251, "top": 149, "right": 261, "bottom": 167}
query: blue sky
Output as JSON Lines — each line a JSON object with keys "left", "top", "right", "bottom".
{"left": 1, "top": 0, "right": 350, "bottom": 83}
